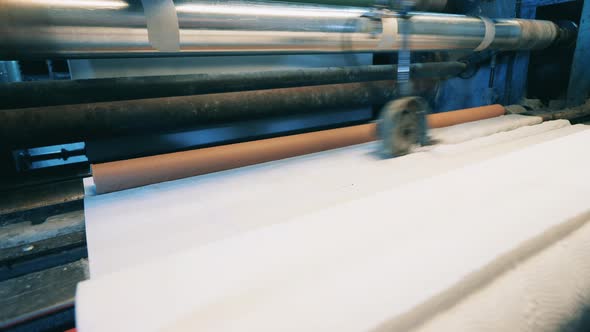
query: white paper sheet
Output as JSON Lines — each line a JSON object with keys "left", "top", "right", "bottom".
{"left": 84, "top": 115, "right": 561, "bottom": 278}
{"left": 77, "top": 124, "right": 590, "bottom": 332}
{"left": 415, "top": 219, "right": 590, "bottom": 332}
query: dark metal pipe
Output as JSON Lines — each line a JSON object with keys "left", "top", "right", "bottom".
{"left": 0, "top": 62, "right": 464, "bottom": 110}
{"left": 530, "top": 105, "right": 590, "bottom": 122}
{"left": 1, "top": 80, "right": 441, "bottom": 148}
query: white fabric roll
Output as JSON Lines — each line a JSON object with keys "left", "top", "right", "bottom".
{"left": 77, "top": 120, "right": 590, "bottom": 332}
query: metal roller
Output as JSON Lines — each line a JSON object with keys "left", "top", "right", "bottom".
{"left": 0, "top": 61, "right": 465, "bottom": 110}
{"left": 272, "top": 0, "right": 447, "bottom": 12}
{"left": 0, "top": 80, "right": 439, "bottom": 148}
{"left": 0, "top": 0, "right": 576, "bottom": 59}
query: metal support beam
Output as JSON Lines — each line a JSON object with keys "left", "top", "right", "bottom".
{"left": 504, "top": 5, "right": 536, "bottom": 104}
{"left": 567, "top": 0, "right": 590, "bottom": 106}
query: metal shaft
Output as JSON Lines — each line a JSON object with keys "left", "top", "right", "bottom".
{"left": 0, "top": 80, "right": 441, "bottom": 148}
{"left": 271, "top": 0, "right": 447, "bottom": 11}
{"left": 0, "top": 61, "right": 465, "bottom": 110}
{"left": 0, "top": 0, "right": 573, "bottom": 59}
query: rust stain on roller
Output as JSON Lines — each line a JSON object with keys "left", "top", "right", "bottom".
{"left": 92, "top": 104, "right": 505, "bottom": 194}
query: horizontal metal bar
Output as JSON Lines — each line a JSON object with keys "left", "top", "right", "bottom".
{"left": 0, "top": 0, "right": 572, "bottom": 59}
{"left": 0, "top": 61, "right": 465, "bottom": 109}
{"left": 269, "top": 0, "right": 447, "bottom": 11}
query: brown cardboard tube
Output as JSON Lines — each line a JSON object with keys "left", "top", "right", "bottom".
{"left": 427, "top": 104, "right": 505, "bottom": 128}
{"left": 92, "top": 104, "right": 505, "bottom": 194}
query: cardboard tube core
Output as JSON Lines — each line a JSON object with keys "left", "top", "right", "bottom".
{"left": 92, "top": 104, "right": 505, "bottom": 194}
{"left": 427, "top": 104, "right": 505, "bottom": 128}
